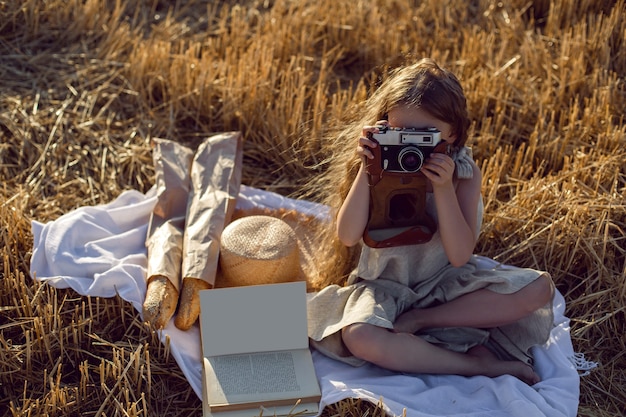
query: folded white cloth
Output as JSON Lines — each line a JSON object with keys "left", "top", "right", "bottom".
{"left": 30, "top": 186, "right": 582, "bottom": 417}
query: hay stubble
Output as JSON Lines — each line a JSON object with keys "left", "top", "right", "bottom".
{"left": 1, "top": 0, "right": 624, "bottom": 416}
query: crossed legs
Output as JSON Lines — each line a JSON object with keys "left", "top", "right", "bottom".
{"left": 341, "top": 275, "right": 554, "bottom": 384}
{"left": 342, "top": 323, "right": 540, "bottom": 384}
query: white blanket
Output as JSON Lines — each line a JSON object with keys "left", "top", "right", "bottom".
{"left": 30, "top": 186, "right": 585, "bottom": 417}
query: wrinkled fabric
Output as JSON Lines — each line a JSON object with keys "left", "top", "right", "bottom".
{"left": 452, "top": 146, "right": 475, "bottom": 179}
{"left": 308, "top": 254, "right": 554, "bottom": 366}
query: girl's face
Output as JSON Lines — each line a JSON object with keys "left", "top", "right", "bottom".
{"left": 387, "top": 106, "right": 455, "bottom": 143}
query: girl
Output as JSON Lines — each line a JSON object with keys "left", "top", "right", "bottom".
{"left": 307, "top": 58, "right": 555, "bottom": 385}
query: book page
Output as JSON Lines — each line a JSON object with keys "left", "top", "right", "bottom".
{"left": 211, "top": 351, "right": 300, "bottom": 395}
{"left": 204, "top": 349, "right": 320, "bottom": 409}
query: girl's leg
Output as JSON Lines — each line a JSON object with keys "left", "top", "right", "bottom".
{"left": 394, "top": 274, "right": 554, "bottom": 334}
{"left": 342, "top": 323, "right": 540, "bottom": 385}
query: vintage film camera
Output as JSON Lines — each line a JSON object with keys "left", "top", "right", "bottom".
{"left": 363, "top": 126, "right": 450, "bottom": 248}
{"left": 370, "top": 126, "right": 443, "bottom": 173}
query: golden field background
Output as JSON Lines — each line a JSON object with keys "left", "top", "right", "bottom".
{"left": 0, "top": 0, "right": 624, "bottom": 416}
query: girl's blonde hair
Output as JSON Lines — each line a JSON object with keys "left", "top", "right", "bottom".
{"left": 309, "top": 58, "right": 470, "bottom": 290}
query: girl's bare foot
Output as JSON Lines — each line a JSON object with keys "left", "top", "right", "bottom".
{"left": 504, "top": 361, "right": 541, "bottom": 385}
{"left": 470, "top": 345, "right": 541, "bottom": 385}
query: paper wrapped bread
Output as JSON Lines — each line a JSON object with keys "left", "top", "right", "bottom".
{"left": 143, "top": 132, "right": 243, "bottom": 330}
{"left": 143, "top": 139, "right": 193, "bottom": 329}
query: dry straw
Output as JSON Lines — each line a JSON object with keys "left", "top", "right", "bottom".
{"left": 1, "top": 0, "right": 624, "bottom": 416}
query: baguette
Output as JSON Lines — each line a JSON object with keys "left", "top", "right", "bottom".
{"left": 143, "top": 275, "right": 179, "bottom": 329}
{"left": 174, "top": 277, "right": 211, "bottom": 330}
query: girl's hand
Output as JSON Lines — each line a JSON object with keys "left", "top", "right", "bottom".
{"left": 358, "top": 121, "right": 388, "bottom": 160}
{"left": 422, "top": 152, "right": 455, "bottom": 188}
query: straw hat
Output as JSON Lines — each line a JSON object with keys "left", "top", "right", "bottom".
{"left": 217, "top": 215, "right": 302, "bottom": 287}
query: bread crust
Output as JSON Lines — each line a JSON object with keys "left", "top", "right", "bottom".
{"left": 174, "top": 277, "right": 211, "bottom": 330}
{"left": 143, "top": 275, "right": 179, "bottom": 329}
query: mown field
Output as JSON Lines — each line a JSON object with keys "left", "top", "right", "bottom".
{"left": 1, "top": 0, "right": 624, "bottom": 416}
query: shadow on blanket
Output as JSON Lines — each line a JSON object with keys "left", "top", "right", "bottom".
{"left": 30, "top": 186, "right": 590, "bottom": 417}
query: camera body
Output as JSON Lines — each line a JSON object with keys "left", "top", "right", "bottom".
{"left": 368, "top": 126, "right": 442, "bottom": 173}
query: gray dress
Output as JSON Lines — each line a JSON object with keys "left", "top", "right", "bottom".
{"left": 307, "top": 147, "right": 554, "bottom": 367}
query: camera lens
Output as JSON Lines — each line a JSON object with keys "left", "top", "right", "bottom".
{"left": 398, "top": 147, "right": 424, "bottom": 172}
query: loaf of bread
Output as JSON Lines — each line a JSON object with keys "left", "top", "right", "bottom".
{"left": 143, "top": 275, "right": 179, "bottom": 329}
{"left": 174, "top": 277, "right": 211, "bottom": 330}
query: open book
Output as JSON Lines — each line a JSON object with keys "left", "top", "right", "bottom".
{"left": 199, "top": 281, "right": 321, "bottom": 417}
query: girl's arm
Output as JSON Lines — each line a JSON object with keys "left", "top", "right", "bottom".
{"left": 336, "top": 126, "right": 381, "bottom": 247}
{"left": 336, "top": 164, "right": 370, "bottom": 247}
{"left": 423, "top": 154, "right": 482, "bottom": 266}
